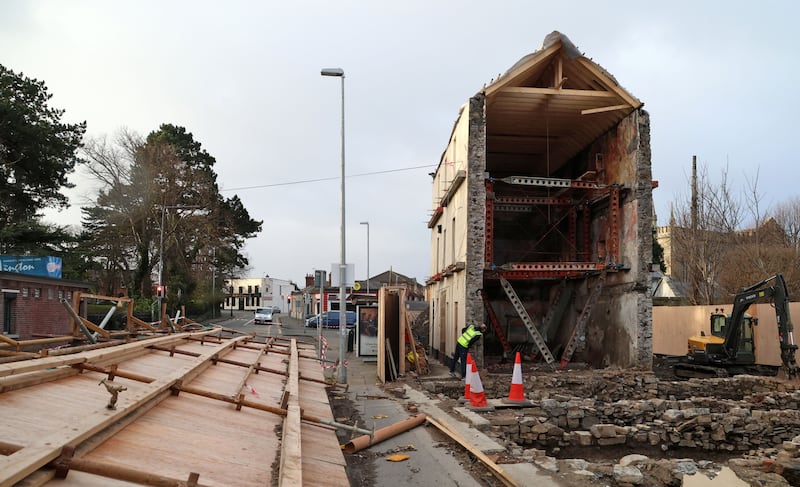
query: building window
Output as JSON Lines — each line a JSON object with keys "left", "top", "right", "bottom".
{"left": 248, "top": 285, "right": 252, "bottom": 294}
{"left": 21, "top": 288, "right": 28, "bottom": 298}
{"left": 255, "top": 285, "right": 259, "bottom": 295}
{"left": 47, "top": 288, "right": 55, "bottom": 300}
{"left": 58, "top": 290, "right": 64, "bottom": 300}
{"left": 238, "top": 286, "right": 243, "bottom": 294}
{"left": 33, "top": 288, "right": 41, "bottom": 298}
{"left": 65, "top": 291, "right": 72, "bottom": 300}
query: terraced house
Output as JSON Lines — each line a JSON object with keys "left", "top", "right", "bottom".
{"left": 427, "top": 32, "right": 655, "bottom": 371}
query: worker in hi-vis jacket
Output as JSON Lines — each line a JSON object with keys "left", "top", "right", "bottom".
{"left": 449, "top": 323, "right": 487, "bottom": 378}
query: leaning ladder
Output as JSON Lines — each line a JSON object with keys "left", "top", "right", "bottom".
{"left": 560, "top": 272, "right": 606, "bottom": 369}
{"left": 499, "top": 277, "right": 555, "bottom": 365}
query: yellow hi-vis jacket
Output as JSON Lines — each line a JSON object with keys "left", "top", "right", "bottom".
{"left": 457, "top": 325, "right": 483, "bottom": 348}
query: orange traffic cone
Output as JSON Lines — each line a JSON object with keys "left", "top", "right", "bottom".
{"left": 459, "top": 353, "right": 473, "bottom": 403}
{"left": 502, "top": 352, "right": 532, "bottom": 406}
{"left": 467, "top": 360, "right": 494, "bottom": 411}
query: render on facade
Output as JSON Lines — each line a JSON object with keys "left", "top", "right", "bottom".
{"left": 427, "top": 31, "right": 654, "bottom": 370}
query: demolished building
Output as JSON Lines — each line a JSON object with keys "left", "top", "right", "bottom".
{"left": 426, "top": 31, "right": 655, "bottom": 370}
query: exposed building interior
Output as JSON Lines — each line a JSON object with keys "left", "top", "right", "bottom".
{"left": 428, "top": 32, "right": 655, "bottom": 369}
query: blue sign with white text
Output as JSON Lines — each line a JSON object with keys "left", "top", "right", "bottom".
{"left": 0, "top": 256, "right": 62, "bottom": 278}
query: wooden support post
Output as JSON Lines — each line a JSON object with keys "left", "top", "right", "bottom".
{"left": 385, "top": 339, "right": 398, "bottom": 381}
{"left": 426, "top": 415, "right": 518, "bottom": 487}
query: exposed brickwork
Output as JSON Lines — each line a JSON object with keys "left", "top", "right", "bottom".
{"left": 1, "top": 275, "right": 90, "bottom": 340}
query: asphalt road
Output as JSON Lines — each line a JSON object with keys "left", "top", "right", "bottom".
{"left": 211, "top": 310, "right": 346, "bottom": 357}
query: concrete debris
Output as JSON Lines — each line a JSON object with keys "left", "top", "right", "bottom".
{"left": 413, "top": 366, "right": 800, "bottom": 486}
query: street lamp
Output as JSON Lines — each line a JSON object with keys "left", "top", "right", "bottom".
{"left": 321, "top": 67, "right": 347, "bottom": 384}
{"left": 360, "top": 221, "right": 370, "bottom": 294}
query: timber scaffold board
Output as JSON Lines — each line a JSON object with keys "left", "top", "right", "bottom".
{"left": 0, "top": 327, "right": 348, "bottom": 486}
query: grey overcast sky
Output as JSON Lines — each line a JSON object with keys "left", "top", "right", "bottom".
{"left": 3, "top": 1, "right": 799, "bottom": 286}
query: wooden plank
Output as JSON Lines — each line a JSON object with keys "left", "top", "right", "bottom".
{"left": 0, "top": 335, "right": 74, "bottom": 349}
{"left": 385, "top": 339, "right": 399, "bottom": 381}
{"left": 426, "top": 415, "right": 519, "bottom": 487}
{"left": 0, "top": 335, "right": 248, "bottom": 486}
{"left": 79, "top": 316, "right": 111, "bottom": 339}
{"left": 128, "top": 315, "right": 156, "bottom": 332}
{"left": 499, "top": 86, "right": 617, "bottom": 98}
{"left": 405, "top": 314, "right": 422, "bottom": 375}
{"left": 86, "top": 391, "right": 281, "bottom": 486}
{"left": 279, "top": 340, "right": 302, "bottom": 486}
{"left": 0, "top": 365, "right": 78, "bottom": 393}
{"left": 231, "top": 346, "right": 265, "bottom": 400}
{"left": 1, "top": 331, "right": 348, "bottom": 487}
{"left": 581, "top": 104, "right": 630, "bottom": 115}
{"left": 575, "top": 57, "right": 642, "bottom": 108}
{"left": 77, "top": 293, "right": 131, "bottom": 303}
{"left": 0, "top": 330, "right": 219, "bottom": 378}
{"left": 484, "top": 42, "right": 562, "bottom": 96}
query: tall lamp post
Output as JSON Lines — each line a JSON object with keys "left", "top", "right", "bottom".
{"left": 360, "top": 221, "right": 370, "bottom": 294}
{"left": 321, "top": 67, "right": 347, "bottom": 384}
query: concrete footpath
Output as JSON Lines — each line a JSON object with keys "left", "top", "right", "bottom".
{"left": 321, "top": 318, "right": 560, "bottom": 487}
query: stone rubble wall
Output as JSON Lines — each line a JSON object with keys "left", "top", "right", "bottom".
{"left": 501, "top": 396, "right": 800, "bottom": 452}
{"left": 426, "top": 371, "right": 800, "bottom": 453}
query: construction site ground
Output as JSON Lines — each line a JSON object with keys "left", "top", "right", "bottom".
{"left": 304, "top": 312, "right": 800, "bottom": 487}
{"left": 5, "top": 310, "right": 798, "bottom": 486}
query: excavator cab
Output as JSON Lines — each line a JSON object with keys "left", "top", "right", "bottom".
{"left": 687, "top": 312, "right": 756, "bottom": 361}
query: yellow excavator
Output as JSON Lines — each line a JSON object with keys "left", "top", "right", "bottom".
{"left": 675, "top": 274, "right": 799, "bottom": 379}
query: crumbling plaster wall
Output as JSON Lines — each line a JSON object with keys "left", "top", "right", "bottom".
{"left": 582, "top": 110, "right": 653, "bottom": 369}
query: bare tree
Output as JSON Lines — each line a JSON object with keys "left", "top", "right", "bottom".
{"left": 774, "top": 196, "right": 800, "bottom": 257}
{"left": 81, "top": 126, "right": 261, "bottom": 300}
{"left": 671, "top": 160, "right": 741, "bottom": 304}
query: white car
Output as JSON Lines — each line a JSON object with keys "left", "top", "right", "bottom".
{"left": 254, "top": 308, "right": 274, "bottom": 325}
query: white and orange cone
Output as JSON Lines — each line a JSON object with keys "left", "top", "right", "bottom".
{"left": 502, "top": 352, "right": 532, "bottom": 406}
{"left": 467, "top": 360, "right": 494, "bottom": 411}
{"left": 459, "top": 353, "right": 473, "bottom": 403}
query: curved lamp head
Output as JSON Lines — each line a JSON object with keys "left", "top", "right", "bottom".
{"left": 321, "top": 68, "right": 344, "bottom": 77}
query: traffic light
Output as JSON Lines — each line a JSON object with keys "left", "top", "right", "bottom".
{"left": 155, "top": 285, "right": 166, "bottom": 299}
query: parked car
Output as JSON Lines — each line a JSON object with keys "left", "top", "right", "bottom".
{"left": 272, "top": 306, "right": 281, "bottom": 314}
{"left": 305, "top": 311, "right": 356, "bottom": 328}
{"left": 254, "top": 307, "right": 274, "bottom": 324}
{"left": 323, "top": 311, "right": 356, "bottom": 328}
{"left": 305, "top": 313, "right": 321, "bottom": 328}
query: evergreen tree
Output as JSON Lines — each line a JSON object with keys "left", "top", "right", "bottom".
{"left": 0, "top": 64, "right": 86, "bottom": 253}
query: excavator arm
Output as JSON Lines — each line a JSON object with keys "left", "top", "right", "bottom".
{"left": 723, "top": 274, "right": 798, "bottom": 378}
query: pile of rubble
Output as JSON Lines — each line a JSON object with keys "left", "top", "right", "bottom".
{"left": 418, "top": 369, "right": 800, "bottom": 485}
